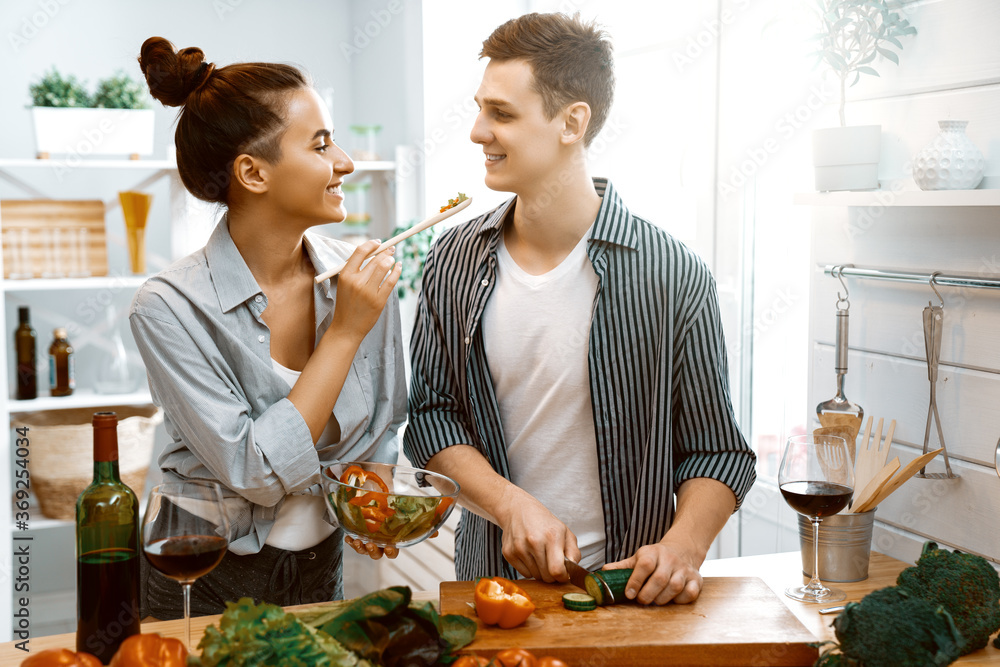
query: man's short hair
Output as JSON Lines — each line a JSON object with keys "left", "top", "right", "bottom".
{"left": 481, "top": 13, "right": 614, "bottom": 147}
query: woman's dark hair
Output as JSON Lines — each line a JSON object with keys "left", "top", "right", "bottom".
{"left": 138, "top": 37, "right": 309, "bottom": 204}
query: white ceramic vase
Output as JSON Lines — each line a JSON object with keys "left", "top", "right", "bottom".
{"left": 912, "top": 120, "right": 986, "bottom": 190}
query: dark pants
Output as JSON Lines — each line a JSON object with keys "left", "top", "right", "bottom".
{"left": 141, "top": 529, "right": 345, "bottom": 620}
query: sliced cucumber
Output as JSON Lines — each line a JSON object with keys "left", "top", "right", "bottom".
{"left": 562, "top": 592, "right": 597, "bottom": 611}
{"left": 585, "top": 568, "right": 634, "bottom": 606}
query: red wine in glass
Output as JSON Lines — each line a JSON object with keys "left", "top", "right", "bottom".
{"left": 779, "top": 434, "right": 855, "bottom": 603}
{"left": 142, "top": 481, "right": 230, "bottom": 650}
{"left": 144, "top": 535, "right": 228, "bottom": 582}
{"left": 779, "top": 481, "right": 853, "bottom": 517}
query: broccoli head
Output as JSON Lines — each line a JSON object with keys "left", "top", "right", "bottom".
{"left": 814, "top": 586, "right": 965, "bottom": 667}
{"left": 896, "top": 541, "right": 1000, "bottom": 655}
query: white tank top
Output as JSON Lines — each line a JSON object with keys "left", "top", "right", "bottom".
{"left": 482, "top": 228, "right": 607, "bottom": 569}
{"left": 267, "top": 359, "right": 336, "bottom": 551}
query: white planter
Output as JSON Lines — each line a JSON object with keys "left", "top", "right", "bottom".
{"left": 812, "top": 125, "right": 882, "bottom": 192}
{"left": 31, "top": 107, "right": 155, "bottom": 158}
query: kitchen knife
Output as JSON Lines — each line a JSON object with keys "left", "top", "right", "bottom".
{"left": 564, "top": 559, "right": 615, "bottom": 603}
{"left": 564, "top": 558, "right": 591, "bottom": 591}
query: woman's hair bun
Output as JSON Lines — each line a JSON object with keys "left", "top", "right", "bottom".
{"left": 138, "top": 36, "right": 215, "bottom": 107}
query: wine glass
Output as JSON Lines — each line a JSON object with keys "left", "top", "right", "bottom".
{"left": 779, "top": 434, "right": 855, "bottom": 602}
{"left": 142, "top": 481, "right": 230, "bottom": 649}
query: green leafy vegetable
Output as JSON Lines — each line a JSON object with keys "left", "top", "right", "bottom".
{"left": 314, "top": 586, "right": 476, "bottom": 667}
{"left": 196, "top": 597, "right": 366, "bottom": 667}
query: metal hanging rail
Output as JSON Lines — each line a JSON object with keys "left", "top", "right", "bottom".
{"left": 823, "top": 264, "right": 1000, "bottom": 292}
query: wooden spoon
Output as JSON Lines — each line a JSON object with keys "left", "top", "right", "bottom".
{"left": 853, "top": 448, "right": 944, "bottom": 513}
{"left": 314, "top": 196, "right": 472, "bottom": 282}
{"left": 848, "top": 456, "right": 899, "bottom": 512}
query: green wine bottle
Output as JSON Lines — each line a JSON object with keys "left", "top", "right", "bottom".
{"left": 76, "top": 411, "right": 141, "bottom": 663}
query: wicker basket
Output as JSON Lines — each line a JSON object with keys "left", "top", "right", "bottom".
{"left": 13, "top": 404, "right": 162, "bottom": 520}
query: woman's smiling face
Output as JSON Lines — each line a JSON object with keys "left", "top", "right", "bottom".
{"left": 262, "top": 87, "right": 354, "bottom": 225}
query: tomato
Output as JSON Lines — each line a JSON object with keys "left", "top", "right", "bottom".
{"left": 108, "top": 633, "right": 187, "bottom": 667}
{"left": 452, "top": 657, "right": 491, "bottom": 667}
{"left": 474, "top": 577, "right": 536, "bottom": 629}
{"left": 537, "top": 657, "right": 571, "bottom": 667}
{"left": 495, "top": 648, "right": 538, "bottom": 667}
{"left": 20, "top": 649, "right": 102, "bottom": 667}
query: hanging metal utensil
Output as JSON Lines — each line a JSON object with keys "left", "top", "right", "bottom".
{"left": 817, "top": 267, "right": 864, "bottom": 447}
{"left": 917, "top": 275, "right": 959, "bottom": 479}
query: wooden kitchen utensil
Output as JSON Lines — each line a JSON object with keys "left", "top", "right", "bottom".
{"left": 314, "top": 196, "right": 472, "bottom": 282}
{"left": 853, "top": 417, "right": 884, "bottom": 496}
{"left": 853, "top": 448, "right": 944, "bottom": 513}
{"left": 848, "top": 456, "right": 899, "bottom": 512}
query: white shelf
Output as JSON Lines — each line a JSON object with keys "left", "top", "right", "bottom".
{"left": 352, "top": 160, "right": 395, "bottom": 172}
{"left": 0, "top": 158, "right": 177, "bottom": 170}
{"left": 8, "top": 389, "right": 153, "bottom": 415}
{"left": 2, "top": 274, "right": 148, "bottom": 292}
{"left": 794, "top": 189, "right": 1000, "bottom": 207}
{"left": 0, "top": 158, "right": 394, "bottom": 172}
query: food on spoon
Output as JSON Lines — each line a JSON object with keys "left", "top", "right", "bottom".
{"left": 474, "top": 577, "right": 536, "bottom": 629}
{"left": 440, "top": 192, "right": 469, "bottom": 212}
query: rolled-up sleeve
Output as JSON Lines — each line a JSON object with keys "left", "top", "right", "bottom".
{"left": 403, "top": 245, "right": 477, "bottom": 468}
{"left": 130, "top": 305, "right": 318, "bottom": 507}
{"left": 671, "top": 276, "right": 756, "bottom": 510}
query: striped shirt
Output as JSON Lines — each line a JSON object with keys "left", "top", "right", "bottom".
{"left": 404, "top": 178, "right": 756, "bottom": 581}
{"left": 130, "top": 218, "right": 405, "bottom": 555}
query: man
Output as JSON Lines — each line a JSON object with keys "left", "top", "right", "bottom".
{"left": 404, "top": 13, "right": 756, "bottom": 605}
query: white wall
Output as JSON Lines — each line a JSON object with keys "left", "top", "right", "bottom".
{"left": 723, "top": 0, "right": 1000, "bottom": 565}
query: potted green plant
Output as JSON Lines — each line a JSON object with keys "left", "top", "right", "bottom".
{"left": 810, "top": 0, "right": 916, "bottom": 191}
{"left": 29, "top": 68, "right": 154, "bottom": 159}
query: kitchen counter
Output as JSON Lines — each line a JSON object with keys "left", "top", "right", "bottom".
{"left": 1, "top": 551, "right": 997, "bottom": 666}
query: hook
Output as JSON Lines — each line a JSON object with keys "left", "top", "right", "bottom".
{"left": 834, "top": 264, "right": 852, "bottom": 309}
{"left": 929, "top": 271, "right": 945, "bottom": 308}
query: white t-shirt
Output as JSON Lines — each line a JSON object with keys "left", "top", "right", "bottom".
{"left": 267, "top": 359, "right": 336, "bottom": 551}
{"left": 482, "top": 228, "right": 606, "bottom": 570}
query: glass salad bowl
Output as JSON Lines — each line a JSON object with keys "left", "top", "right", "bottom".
{"left": 322, "top": 461, "right": 460, "bottom": 548}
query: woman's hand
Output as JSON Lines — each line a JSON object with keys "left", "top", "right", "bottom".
{"left": 344, "top": 535, "right": 398, "bottom": 560}
{"left": 328, "top": 240, "right": 402, "bottom": 344}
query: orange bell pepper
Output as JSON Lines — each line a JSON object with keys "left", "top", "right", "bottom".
{"left": 20, "top": 649, "right": 102, "bottom": 667}
{"left": 108, "top": 633, "right": 187, "bottom": 667}
{"left": 434, "top": 496, "right": 455, "bottom": 517}
{"left": 339, "top": 465, "right": 389, "bottom": 493}
{"left": 474, "top": 577, "right": 536, "bottom": 629}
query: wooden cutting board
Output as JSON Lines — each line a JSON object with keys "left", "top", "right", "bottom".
{"left": 440, "top": 577, "right": 819, "bottom": 666}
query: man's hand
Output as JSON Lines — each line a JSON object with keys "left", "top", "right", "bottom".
{"left": 499, "top": 495, "right": 581, "bottom": 582}
{"left": 604, "top": 538, "right": 703, "bottom": 605}
{"left": 604, "top": 478, "right": 737, "bottom": 605}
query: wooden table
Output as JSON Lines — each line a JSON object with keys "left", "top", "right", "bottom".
{"left": 1, "top": 551, "right": 997, "bottom": 666}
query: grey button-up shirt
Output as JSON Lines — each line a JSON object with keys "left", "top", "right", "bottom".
{"left": 130, "top": 218, "right": 405, "bottom": 554}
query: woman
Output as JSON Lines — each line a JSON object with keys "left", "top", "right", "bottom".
{"left": 130, "top": 37, "right": 404, "bottom": 619}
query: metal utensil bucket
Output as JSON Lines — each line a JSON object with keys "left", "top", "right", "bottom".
{"left": 798, "top": 510, "right": 875, "bottom": 582}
